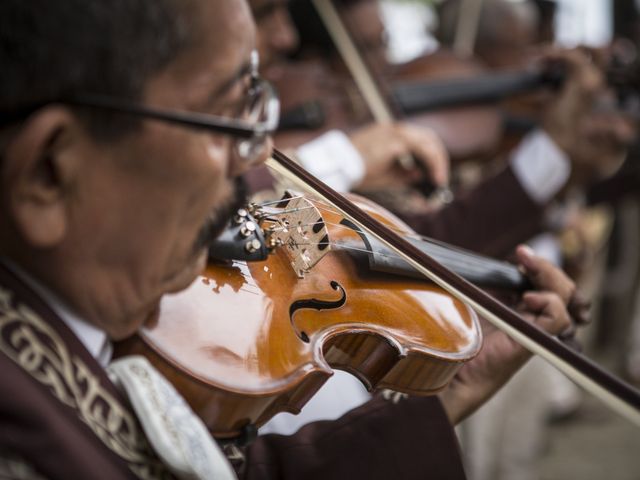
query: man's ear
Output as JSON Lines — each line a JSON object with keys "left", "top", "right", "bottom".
{"left": 2, "top": 107, "right": 84, "bottom": 248}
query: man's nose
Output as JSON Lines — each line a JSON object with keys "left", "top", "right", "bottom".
{"left": 269, "top": 9, "right": 299, "bottom": 55}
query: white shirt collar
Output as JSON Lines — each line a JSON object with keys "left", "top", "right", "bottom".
{"left": 1, "top": 259, "right": 113, "bottom": 367}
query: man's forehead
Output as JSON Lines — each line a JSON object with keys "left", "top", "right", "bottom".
{"left": 208, "top": 7, "right": 257, "bottom": 96}
{"left": 250, "top": 0, "right": 289, "bottom": 20}
{"left": 200, "top": 0, "right": 255, "bottom": 62}
{"left": 155, "top": 0, "right": 256, "bottom": 101}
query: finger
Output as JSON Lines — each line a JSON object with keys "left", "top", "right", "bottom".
{"left": 397, "top": 124, "right": 450, "bottom": 187}
{"left": 544, "top": 48, "right": 604, "bottom": 95}
{"left": 520, "top": 291, "right": 572, "bottom": 336}
{"left": 577, "top": 45, "right": 609, "bottom": 70}
{"left": 568, "top": 290, "right": 592, "bottom": 325}
{"left": 516, "top": 245, "right": 576, "bottom": 304}
{"left": 557, "top": 325, "right": 583, "bottom": 352}
{"left": 562, "top": 336, "right": 583, "bottom": 353}
{"left": 558, "top": 324, "right": 577, "bottom": 340}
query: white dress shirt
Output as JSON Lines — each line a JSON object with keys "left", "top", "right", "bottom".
{"left": 296, "top": 128, "right": 571, "bottom": 203}
{"left": 508, "top": 129, "right": 571, "bottom": 204}
{"left": 295, "top": 130, "right": 367, "bottom": 192}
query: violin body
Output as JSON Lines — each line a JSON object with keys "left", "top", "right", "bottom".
{"left": 115, "top": 197, "right": 481, "bottom": 438}
{"left": 389, "top": 49, "right": 505, "bottom": 162}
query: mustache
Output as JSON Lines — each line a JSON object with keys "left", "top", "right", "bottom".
{"left": 193, "top": 176, "right": 249, "bottom": 254}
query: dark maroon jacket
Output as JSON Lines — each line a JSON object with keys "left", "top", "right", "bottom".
{"left": 0, "top": 263, "right": 466, "bottom": 479}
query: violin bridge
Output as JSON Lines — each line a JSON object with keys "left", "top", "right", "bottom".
{"left": 261, "top": 191, "right": 331, "bottom": 278}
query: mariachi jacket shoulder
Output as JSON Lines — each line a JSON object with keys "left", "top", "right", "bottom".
{"left": 0, "top": 263, "right": 173, "bottom": 480}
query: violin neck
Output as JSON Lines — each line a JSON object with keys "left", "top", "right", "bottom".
{"left": 393, "top": 69, "right": 560, "bottom": 115}
{"left": 344, "top": 222, "right": 529, "bottom": 291}
{"left": 276, "top": 69, "right": 562, "bottom": 132}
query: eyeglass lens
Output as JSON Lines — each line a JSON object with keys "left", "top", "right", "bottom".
{"left": 236, "top": 78, "right": 273, "bottom": 163}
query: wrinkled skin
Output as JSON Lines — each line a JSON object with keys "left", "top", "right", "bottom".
{"left": 440, "top": 245, "right": 582, "bottom": 424}
{"left": 0, "top": 0, "right": 269, "bottom": 340}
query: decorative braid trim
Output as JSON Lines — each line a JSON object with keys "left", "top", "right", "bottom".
{"left": 0, "top": 288, "right": 172, "bottom": 479}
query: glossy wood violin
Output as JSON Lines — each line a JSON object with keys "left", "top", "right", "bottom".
{"left": 114, "top": 186, "right": 526, "bottom": 438}
{"left": 115, "top": 149, "right": 640, "bottom": 440}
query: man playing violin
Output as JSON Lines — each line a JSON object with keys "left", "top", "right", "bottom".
{"left": 252, "top": 0, "right": 451, "bottom": 195}
{"left": 0, "top": 1, "right": 585, "bottom": 478}
{"left": 250, "top": 0, "right": 634, "bottom": 259}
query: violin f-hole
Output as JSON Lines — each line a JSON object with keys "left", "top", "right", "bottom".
{"left": 289, "top": 280, "right": 347, "bottom": 343}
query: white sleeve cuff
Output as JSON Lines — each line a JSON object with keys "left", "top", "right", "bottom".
{"left": 295, "top": 130, "right": 366, "bottom": 192}
{"left": 509, "top": 130, "right": 571, "bottom": 204}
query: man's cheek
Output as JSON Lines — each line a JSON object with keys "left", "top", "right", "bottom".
{"left": 206, "top": 141, "right": 231, "bottom": 176}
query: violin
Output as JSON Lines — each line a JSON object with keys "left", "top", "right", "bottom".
{"left": 272, "top": 0, "right": 509, "bottom": 165}
{"left": 389, "top": 50, "right": 525, "bottom": 163}
{"left": 271, "top": 55, "right": 544, "bottom": 165}
{"left": 114, "top": 149, "right": 640, "bottom": 440}
{"left": 114, "top": 187, "right": 528, "bottom": 438}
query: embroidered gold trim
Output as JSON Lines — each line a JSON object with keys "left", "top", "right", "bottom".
{"left": 0, "top": 288, "right": 172, "bottom": 479}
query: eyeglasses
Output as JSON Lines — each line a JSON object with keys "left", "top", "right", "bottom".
{"left": 0, "top": 51, "right": 280, "bottom": 163}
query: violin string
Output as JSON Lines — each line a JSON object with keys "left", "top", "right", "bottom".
{"left": 261, "top": 205, "right": 319, "bottom": 217}
{"left": 254, "top": 193, "right": 428, "bottom": 240}
{"left": 297, "top": 196, "right": 444, "bottom": 244}
{"left": 216, "top": 244, "right": 512, "bottom": 292}
{"left": 329, "top": 243, "right": 403, "bottom": 260}
{"left": 265, "top": 219, "right": 421, "bottom": 261}
{"left": 251, "top": 196, "right": 517, "bottom": 283}
{"left": 214, "top": 244, "right": 519, "bottom": 297}
{"left": 256, "top": 195, "right": 344, "bottom": 219}
{"left": 263, "top": 208, "right": 424, "bottom": 241}
{"left": 290, "top": 197, "right": 354, "bottom": 217}
{"left": 254, "top": 206, "right": 519, "bottom": 284}
{"left": 282, "top": 239, "right": 404, "bottom": 261}
{"left": 257, "top": 198, "right": 506, "bottom": 260}
{"left": 266, "top": 219, "right": 356, "bottom": 234}
{"left": 255, "top": 194, "right": 306, "bottom": 207}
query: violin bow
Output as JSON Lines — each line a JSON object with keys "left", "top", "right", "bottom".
{"left": 311, "top": 0, "right": 396, "bottom": 127}
{"left": 453, "top": 0, "right": 485, "bottom": 58}
{"left": 266, "top": 148, "right": 640, "bottom": 427}
{"left": 312, "top": 0, "right": 560, "bottom": 117}
{"left": 311, "top": 0, "right": 453, "bottom": 202}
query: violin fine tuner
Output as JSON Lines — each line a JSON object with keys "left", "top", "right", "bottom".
{"left": 208, "top": 191, "right": 332, "bottom": 278}
{"left": 208, "top": 208, "right": 270, "bottom": 263}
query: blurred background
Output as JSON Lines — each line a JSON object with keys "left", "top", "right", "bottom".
{"left": 261, "top": 0, "right": 640, "bottom": 477}
{"left": 378, "top": 1, "right": 640, "bottom": 478}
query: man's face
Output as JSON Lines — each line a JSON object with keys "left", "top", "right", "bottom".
{"left": 343, "top": 0, "right": 388, "bottom": 66}
{"left": 251, "top": 0, "right": 299, "bottom": 68}
{"left": 476, "top": 1, "right": 539, "bottom": 69}
{"left": 39, "top": 0, "right": 262, "bottom": 339}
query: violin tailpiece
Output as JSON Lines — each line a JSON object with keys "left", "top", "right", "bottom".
{"left": 262, "top": 192, "right": 331, "bottom": 278}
